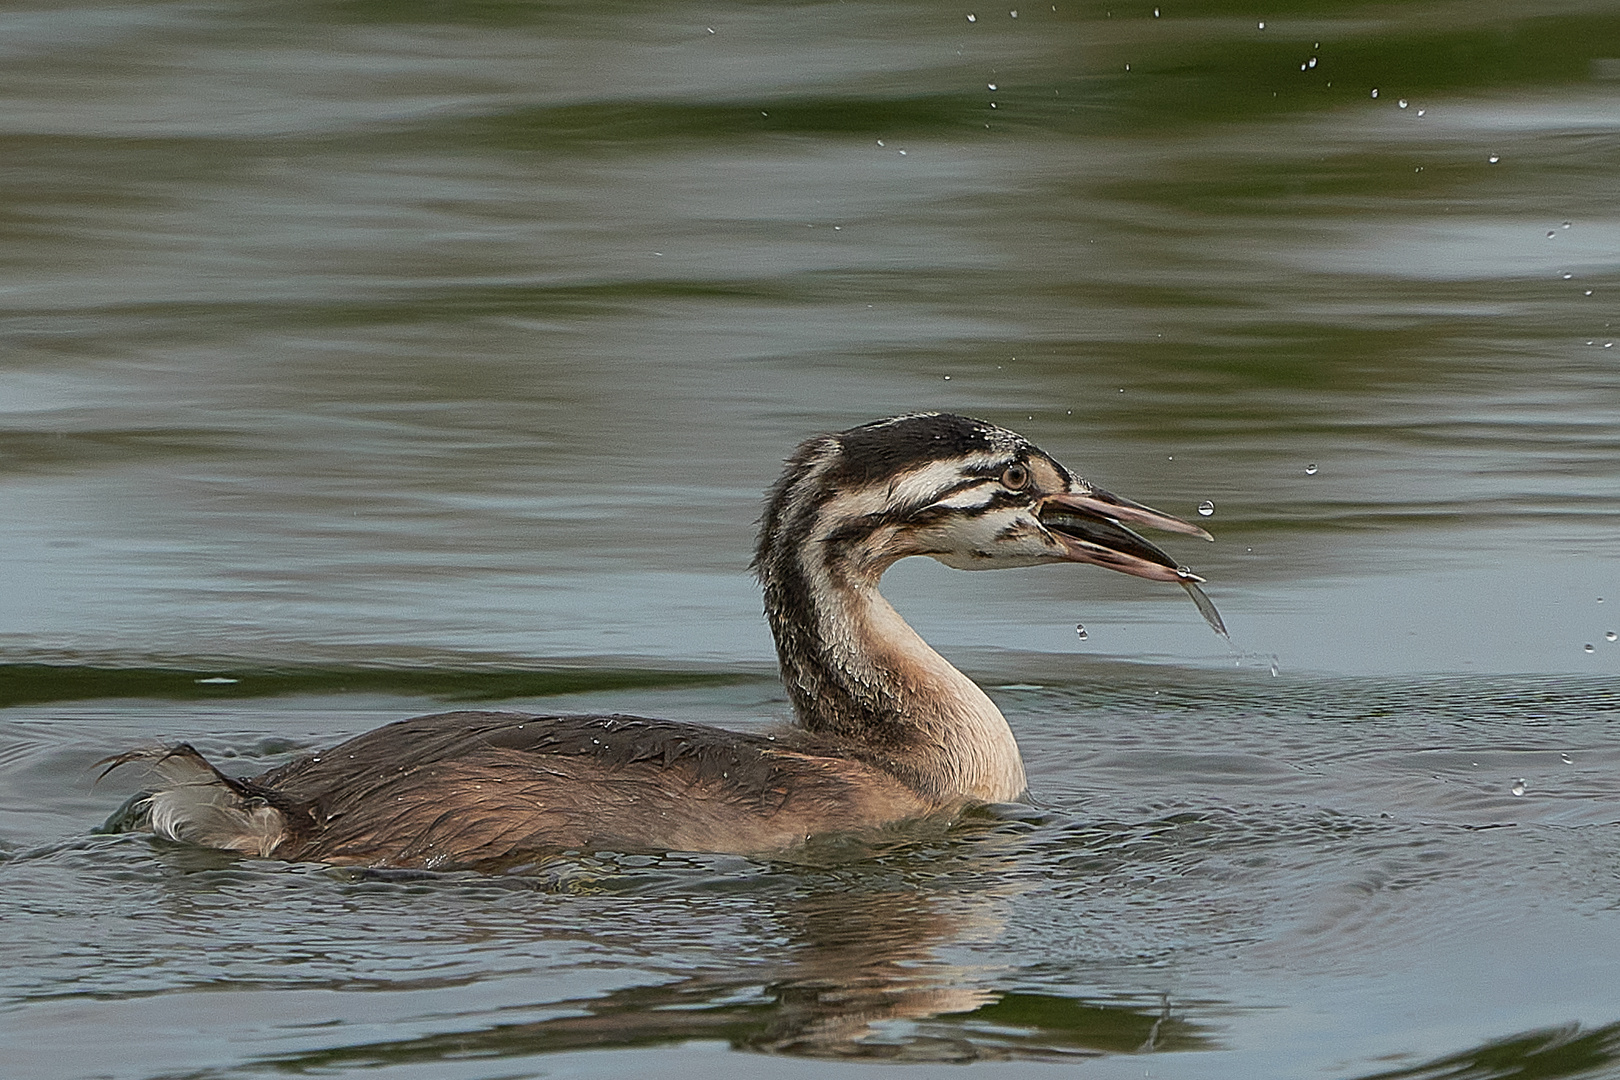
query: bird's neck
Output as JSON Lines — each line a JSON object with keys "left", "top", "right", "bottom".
{"left": 761, "top": 556, "right": 1028, "bottom": 806}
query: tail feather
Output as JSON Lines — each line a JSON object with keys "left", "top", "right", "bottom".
{"left": 97, "top": 745, "right": 288, "bottom": 858}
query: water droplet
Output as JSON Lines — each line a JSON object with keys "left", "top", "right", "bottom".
{"left": 1548, "top": 230, "right": 1556, "bottom": 238}
{"left": 1075, "top": 623, "right": 1088, "bottom": 640}
{"left": 876, "top": 139, "right": 884, "bottom": 146}
{"left": 898, "top": 149, "right": 907, "bottom": 155}
{"left": 1607, "top": 632, "right": 1617, "bottom": 642}
{"left": 1305, "top": 463, "right": 1318, "bottom": 475}
{"left": 1488, "top": 154, "right": 1500, "bottom": 163}
{"left": 1370, "top": 88, "right": 1379, "bottom": 98}
{"left": 1198, "top": 500, "right": 1215, "bottom": 517}
{"left": 1416, "top": 109, "right": 1425, "bottom": 116}
{"left": 1586, "top": 290, "right": 1593, "bottom": 296}
{"left": 966, "top": 13, "right": 976, "bottom": 21}
{"left": 1009, "top": 8, "right": 1018, "bottom": 16}
{"left": 1175, "top": 566, "right": 1193, "bottom": 579}
{"left": 1307, "top": 57, "right": 1317, "bottom": 68}
{"left": 1561, "top": 753, "right": 1573, "bottom": 764}
{"left": 1269, "top": 660, "right": 1279, "bottom": 677}
{"left": 1563, "top": 272, "right": 1573, "bottom": 279}
{"left": 1511, "top": 779, "right": 1526, "bottom": 797}
{"left": 988, "top": 82, "right": 997, "bottom": 90}
{"left": 1398, "top": 99, "right": 1408, "bottom": 108}
{"left": 943, "top": 374, "right": 951, "bottom": 380}
{"left": 1257, "top": 20, "right": 1265, "bottom": 28}
{"left": 1563, "top": 221, "right": 1572, "bottom": 229}
{"left": 1124, "top": 63, "right": 1130, "bottom": 71}
{"left": 1586, "top": 643, "right": 1596, "bottom": 653}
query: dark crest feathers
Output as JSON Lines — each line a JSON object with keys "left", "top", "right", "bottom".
{"left": 753, "top": 413, "right": 1023, "bottom": 572}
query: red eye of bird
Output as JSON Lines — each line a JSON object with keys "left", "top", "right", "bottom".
{"left": 1001, "top": 463, "right": 1030, "bottom": 491}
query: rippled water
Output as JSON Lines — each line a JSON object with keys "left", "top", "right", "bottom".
{"left": 3, "top": 1, "right": 1619, "bottom": 1077}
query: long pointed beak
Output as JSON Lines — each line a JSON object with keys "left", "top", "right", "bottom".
{"left": 1039, "top": 486, "right": 1228, "bottom": 637}
{"left": 1051, "top": 487, "right": 1214, "bottom": 543}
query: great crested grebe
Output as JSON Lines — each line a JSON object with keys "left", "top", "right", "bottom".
{"left": 102, "top": 413, "right": 1224, "bottom": 868}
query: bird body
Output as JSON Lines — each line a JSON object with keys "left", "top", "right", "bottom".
{"left": 103, "top": 413, "right": 1223, "bottom": 869}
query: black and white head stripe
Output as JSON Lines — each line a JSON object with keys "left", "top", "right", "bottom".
{"left": 823, "top": 413, "right": 1032, "bottom": 488}
{"left": 753, "top": 413, "right": 1075, "bottom": 575}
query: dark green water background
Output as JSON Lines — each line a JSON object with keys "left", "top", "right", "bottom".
{"left": 2, "top": 2, "right": 1619, "bottom": 1077}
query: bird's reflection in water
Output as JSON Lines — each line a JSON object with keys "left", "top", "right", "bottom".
{"left": 256, "top": 837, "right": 1220, "bottom": 1071}
{"left": 711, "top": 886, "right": 1213, "bottom": 1062}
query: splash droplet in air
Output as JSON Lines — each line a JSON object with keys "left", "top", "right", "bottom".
{"left": 1488, "top": 154, "right": 1500, "bottom": 163}
{"left": 1606, "top": 632, "right": 1617, "bottom": 642}
{"left": 1305, "top": 463, "right": 1318, "bottom": 475}
{"left": 1511, "top": 779, "right": 1526, "bottom": 797}
{"left": 1398, "top": 99, "right": 1408, "bottom": 108}
{"left": 1198, "top": 501, "right": 1215, "bottom": 517}
{"left": 1370, "top": 88, "right": 1379, "bottom": 98}
{"left": 1585, "top": 644, "right": 1596, "bottom": 653}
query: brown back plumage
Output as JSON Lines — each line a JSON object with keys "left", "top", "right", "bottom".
{"left": 108, "top": 712, "right": 931, "bottom": 868}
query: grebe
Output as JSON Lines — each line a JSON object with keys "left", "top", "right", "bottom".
{"left": 102, "top": 413, "right": 1224, "bottom": 868}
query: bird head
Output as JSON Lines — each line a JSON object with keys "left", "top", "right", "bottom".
{"left": 756, "top": 413, "right": 1226, "bottom": 636}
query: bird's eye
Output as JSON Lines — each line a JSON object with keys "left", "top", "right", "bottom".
{"left": 1000, "top": 463, "right": 1030, "bottom": 491}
